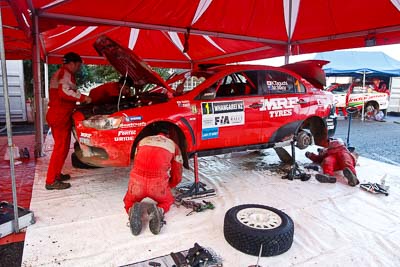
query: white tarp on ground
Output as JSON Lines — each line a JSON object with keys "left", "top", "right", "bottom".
{"left": 22, "top": 135, "right": 400, "bottom": 267}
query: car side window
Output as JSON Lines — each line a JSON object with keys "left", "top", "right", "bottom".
{"left": 331, "top": 84, "right": 350, "bottom": 94}
{"left": 215, "top": 71, "right": 259, "bottom": 98}
{"left": 264, "top": 70, "right": 305, "bottom": 94}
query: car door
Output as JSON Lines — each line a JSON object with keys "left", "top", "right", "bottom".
{"left": 195, "top": 70, "right": 264, "bottom": 150}
{"left": 259, "top": 70, "right": 311, "bottom": 143}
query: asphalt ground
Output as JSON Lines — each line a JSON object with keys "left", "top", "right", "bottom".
{"left": 333, "top": 115, "right": 400, "bottom": 166}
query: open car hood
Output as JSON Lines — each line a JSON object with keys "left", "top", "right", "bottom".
{"left": 93, "top": 35, "right": 170, "bottom": 90}
{"left": 282, "top": 60, "right": 329, "bottom": 89}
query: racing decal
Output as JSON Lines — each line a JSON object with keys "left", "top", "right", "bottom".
{"left": 260, "top": 97, "right": 298, "bottom": 118}
{"left": 79, "top": 132, "right": 91, "bottom": 145}
{"left": 202, "top": 127, "right": 219, "bottom": 140}
{"left": 120, "top": 122, "right": 147, "bottom": 128}
{"left": 191, "top": 105, "right": 197, "bottom": 114}
{"left": 114, "top": 136, "right": 134, "bottom": 141}
{"left": 177, "top": 100, "right": 191, "bottom": 108}
{"left": 267, "top": 80, "right": 288, "bottom": 91}
{"left": 117, "top": 130, "right": 136, "bottom": 136}
{"left": 201, "top": 100, "right": 244, "bottom": 129}
{"left": 114, "top": 130, "right": 136, "bottom": 141}
{"left": 125, "top": 116, "right": 142, "bottom": 122}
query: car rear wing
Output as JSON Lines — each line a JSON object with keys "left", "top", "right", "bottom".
{"left": 281, "top": 60, "right": 329, "bottom": 89}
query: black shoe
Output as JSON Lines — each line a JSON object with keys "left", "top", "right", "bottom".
{"left": 45, "top": 180, "right": 71, "bottom": 190}
{"left": 129, "top": 203, "right": 143, "bottom": 236}
{"left": 148, "top": 204, "right": 165, "bottom": 235}
{"left": 343, "top": 167, "right": 359, "bottom": 186}
{"left": 23, "top": 148, "right": 30, "bottom": 159}
{"left": 315, "top": 173, "right": 337, "bottom": 183}
{"left": 57, "top": 173, "right": 71, "bottom": 181}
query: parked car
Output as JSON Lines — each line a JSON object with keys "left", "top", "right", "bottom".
{"left": 326, "top": 82, "right": 389, "bottom": 116}
{"left": 71, "top": 35, "right": 336, "bottom": 169}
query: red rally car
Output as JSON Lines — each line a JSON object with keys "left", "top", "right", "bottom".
{"left": 72, "top": 35, "right": 336, "bottom": 169}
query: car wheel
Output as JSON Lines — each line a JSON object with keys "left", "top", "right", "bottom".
{"left": 71, "top": 152, "right": 101, "bottom": 169}
{"left": 364, "top": 103, "right": 376, "bottom": 117}
{"left": 223, "top": 204, "right": 294, "bottom": 257}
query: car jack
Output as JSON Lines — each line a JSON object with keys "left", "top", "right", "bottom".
{"left": 177, "top": 153, "right": 215, "bottom": 200}
{"left": 282, "top": 139, "right": 311, "bottom": 181}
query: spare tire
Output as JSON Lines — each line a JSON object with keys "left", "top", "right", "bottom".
{"left": 223, "top": 204, "right": 294, "bottom": 257}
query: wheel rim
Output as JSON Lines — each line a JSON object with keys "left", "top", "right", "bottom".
{"left": 365, "top": 105, "right": 375, "bottom": 113}
{"left": 236, "top": 208, "right": 282, "bottom": 230}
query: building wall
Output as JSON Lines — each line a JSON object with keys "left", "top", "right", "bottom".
{"left": 0, "top": 60, "right": 26, "bottom": 122}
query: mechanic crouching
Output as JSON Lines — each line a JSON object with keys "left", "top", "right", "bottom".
{"left": 123, "top": 125, "right": 183, "bottom": 235}
{"left": 305, "top": 139, "right": 359, "bottom": 186}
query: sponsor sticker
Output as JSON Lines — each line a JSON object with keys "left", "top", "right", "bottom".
{"left": 177, "top": 100, "right": 191, "bottom": 108}
{"left": 80, "top": 132, "right": 92, "bottom": 138}
{"left": 120, "top": 122, "right": 147, "bottom": 128}
{"left": 201, "top": 100, "right": 245, "bottom": 129}
{"left": 114, "top": 136, "right": 134, "bottom": 142}
{"left": 117, "top": 130, "right": 136, "bottom": 136}
{"left": 202, "top": 127, "right": 219, "bottom": 140}
{"left": 125, "top": 116, "right": 142, "bottom": 122}
{"left": 259, "top": 97, "right": 298, "bottom": 118}
{"left": 79, "top": 137, "right": 90, "bottom": 145}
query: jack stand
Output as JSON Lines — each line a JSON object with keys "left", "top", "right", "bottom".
{"left": 176, "top": 153, "right": 215, "bottom": 200}
{"left": 282, "top": 140, "right": 310, "bottom": 181}
{"left": 345, "top": 107, "right": 358, "bottom": 152}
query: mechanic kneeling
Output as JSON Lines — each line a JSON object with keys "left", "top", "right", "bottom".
{"left": 123, "top": 125, "right": 183, "bottom": 235}
{"left": 305, "top": 138, "right": 359, "bottom": 186}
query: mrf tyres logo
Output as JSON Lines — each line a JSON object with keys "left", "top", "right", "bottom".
{"left": 260, "top": 97, "right": 299, "bottom": 118}
{"left": 201, "top": 100, "right": 245, "bottom": 129}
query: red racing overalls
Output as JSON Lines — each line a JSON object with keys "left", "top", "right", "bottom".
{"left": 123, "top": 134, "right": 183, "bottom": 213}
{"left": 307, "top": 141, "right": 357, "bottom": 176}
{"left": 46, "top": 66, "right": 86, "bottom": 185}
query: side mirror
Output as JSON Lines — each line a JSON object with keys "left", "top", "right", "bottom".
{"left": 198, "top": 87, "right": 216, "bottom": 100}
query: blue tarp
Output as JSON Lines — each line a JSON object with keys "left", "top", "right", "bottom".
{"left": 314, "top": 51, "right": 400, "bottom": 77}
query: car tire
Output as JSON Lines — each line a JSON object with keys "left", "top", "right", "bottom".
{"left": 364, "top": 103, "right": 376, "bottom": 117}
{"left": 71, "top": 152, "right": 101, "bottom": 169}
{"left": 223, "top": 204, "right": 294, "bottom": 257}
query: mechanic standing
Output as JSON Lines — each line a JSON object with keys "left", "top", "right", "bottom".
{"left": 305, "top": 139, "right": 359, "bottom": 186}
{"left": 89, "top": 76, "right": 134, "bottom": 105}
{"left": 123, "top": 126, "right": 183, "bottom": 235}
{"left": 45, "top": 52, "right": 92, "bottom": 190}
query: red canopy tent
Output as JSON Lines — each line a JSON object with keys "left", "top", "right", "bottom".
{"left": 5, "top": 0, "right": 400, "bottom": 67}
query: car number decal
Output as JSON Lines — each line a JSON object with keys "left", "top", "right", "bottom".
{"left": 201, "top": 100, "right": 245, "bottom": 129}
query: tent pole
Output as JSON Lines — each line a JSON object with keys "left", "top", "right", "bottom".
{"left": 0, "top": 7, "right": 20, "bottom": 233}
{"left": 284, "top": 0, "right": 293, "bottom": 65}
{"left": 44, "top": 56, "right": 49, "bottom": 99}
{"left": 32, "top": 14, "right": 44, "bottom": 157}
{"left": 361, "top": 71, "right": 366, "bottom": 121}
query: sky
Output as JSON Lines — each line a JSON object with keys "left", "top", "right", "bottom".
{"left": 246, "top": 43, "right": 400, "bottom": 67}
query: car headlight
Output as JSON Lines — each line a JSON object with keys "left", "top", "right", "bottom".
{"left": 82, "top": 115, "right": 123, "bottom": 130}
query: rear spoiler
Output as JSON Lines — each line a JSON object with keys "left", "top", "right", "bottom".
{"left": 281, "top": 60, "right": 329, "bottom": 89}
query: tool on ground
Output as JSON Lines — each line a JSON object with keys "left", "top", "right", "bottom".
{"left": 248, "top": 243, "right": 263, "bottom": 267}
{"left": 170, "top": 251, "right": 188, "bottom": 267}
{"left": 345, "top": 106, "right": 358, "bottom": 149}
{"left": 148, "top": 262, "right": 161, "bottom": 267}
{"left": 282, "top": 138, "right": 311, "bottom": 181}
{"left": 175, "top": 199, "right": 215, "bottom": 216}
{"left": 360, "top": 182, "right": 389, "bottom": 196}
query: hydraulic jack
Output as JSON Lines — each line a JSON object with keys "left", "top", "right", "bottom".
{"left": 282, "top": 138, "right": 311, "bottom": 181}
{"left": 177, "top": 153, "right": 215, "bottom": 199}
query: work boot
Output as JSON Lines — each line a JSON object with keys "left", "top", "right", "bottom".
{"left": 148, "top": 204, "right": 165, "bottom": 235}
{"left": 315, "top": 173, "right": 337, "bottom": 183}
{"left": 56, "top": 173, "right": 71, "bottom": 181}
{"left": 129, "top": 203, "right": 143, "bottom": 236}
{"left": 45, "top": 180, "right": 71, "bottom": 190}
{"left": 343, "top": 167, "right": 359, "bottom": 186}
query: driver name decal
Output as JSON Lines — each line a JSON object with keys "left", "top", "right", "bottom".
{"left": 201, "top": 101, "right": 245, "bottom": 130}
{"left": 260, "top": 97, "right": 299, "bottom": 118}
